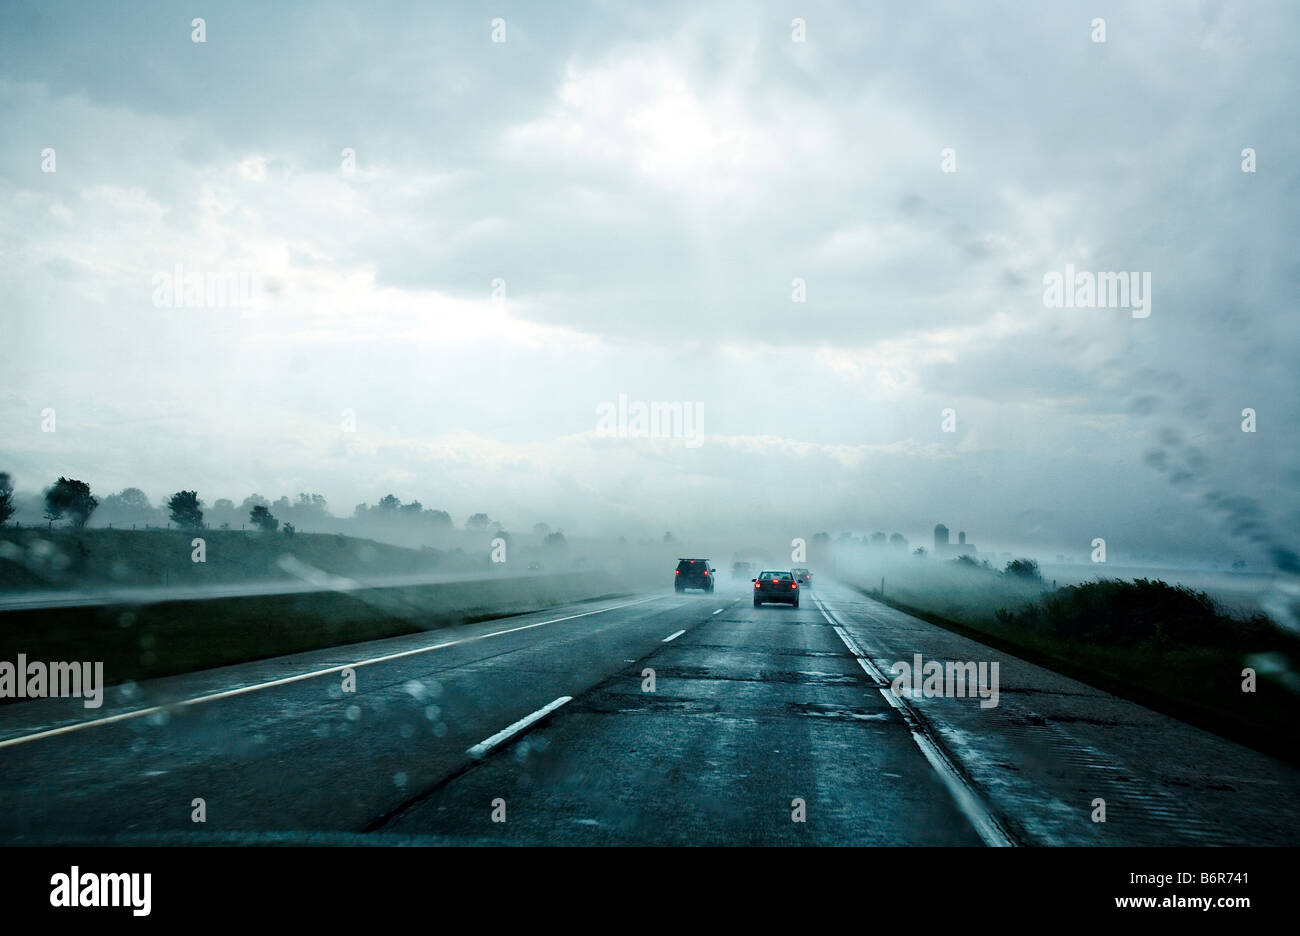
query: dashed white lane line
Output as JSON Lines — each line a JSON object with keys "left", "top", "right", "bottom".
{"left": 0, "top": 594, "right": 667, "bottom": 751}
{"left": 467, "top": 696, "right": 572, "bottom": 759}
{"left": 712, "top": 608, "right": 724, "bottom": 615}
{"left": 812, "top": 593, "right": 1015, "bottom": 848}
{"left": 662, "top": 629, "right": 686, "bottom": 642}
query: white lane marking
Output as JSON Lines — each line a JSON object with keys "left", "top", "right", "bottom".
{"left": 0, "top": 595, "right": 666, "bottom": 750}
{"left": 813, "top": 593, "right": 1015, "bottom": 848}
{"left": 662, "top": 629, "right": 686, "bottom": 642}
{"left": 712, "top": 608, "right": 723, "bottom": 615}
{"left": 467, "top": 696, "right": 572, "bottom": 758}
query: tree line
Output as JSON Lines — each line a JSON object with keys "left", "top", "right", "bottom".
{"left": 0, "top": 475, "right": 516, "bottom": 536}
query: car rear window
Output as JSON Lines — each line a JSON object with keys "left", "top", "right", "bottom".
{"left": 759, "top": 571, "right": 793, "bottom": 580}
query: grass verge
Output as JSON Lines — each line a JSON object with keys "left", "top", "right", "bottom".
{"left": 854, "top": 579, "right": 1300, "bottom": 768}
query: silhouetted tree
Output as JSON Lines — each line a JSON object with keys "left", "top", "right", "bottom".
{"left": 1003, "top": 558, "right": 1043, "bottom": 582}
{"left": 376, "top": 495, "right": 401, "bottom": 512}
{"left": 870, "top": 531, "right": 888, "bottom": 546}
{"left": 0, "top": 473, "right": 14, "bottom": 526}
{"left": 466, "top": 513, "right": 492, "bottom": 530}
{"left": 44, "top": 477, "right": 98, "bottom": 528}
{"left": 544, "top": 531, "right": 567, "bottom": 548}
{"left": 533, "top": 522, "right": 550, "bottom": 536}
{"left": 889, "top": 532, "right": 907, "bottom": 548}
{"left": 167, "top": 491, "right": 204, "bottom": 529}
{"left": 249, "top": 504, "right": 278, "bottom": 532}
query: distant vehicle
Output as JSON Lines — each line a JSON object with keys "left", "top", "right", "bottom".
{"left": 527, "top": 561, "right": 543, "bottom": 571}
{"left": 753, "top": 570, "right": 799, "bottom": 607}
{"left": 731, "top": 560, "right": 754, "bottom": 580}
{"left": 791, "top": 567, "right": 812, "bottom": 587}
{"left": 675, "top": 558, "right": 715, "bottom": 593}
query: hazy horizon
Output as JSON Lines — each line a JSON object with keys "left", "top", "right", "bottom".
{"left": 3, "top": 1, "right": 1298, "bottom": 571}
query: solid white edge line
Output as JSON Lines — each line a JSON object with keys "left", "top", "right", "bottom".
{"left": 0, "top": 595, "right": 666, "bottom": 750}
{"left": 813, "top": 593, "right": 1015, "bottom": 848}
{"left": 467, "top": 696, "right": 572, "bottom": 758}
{"left": 662, "top": 629, "right": 686, "bottom": 642}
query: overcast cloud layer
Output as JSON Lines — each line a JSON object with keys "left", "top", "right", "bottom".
{"left": 2, "top": 0, "right": 1297, "bottom": 564}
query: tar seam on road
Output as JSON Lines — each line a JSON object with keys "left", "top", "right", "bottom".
{"left": 812, "top": 593, "right": 1017, "bottom": 848}
{"left": 0, "top": 594, "right": 667, "bottom": 750}
{"left": 363, "top": 597, "right": 723, "bottom": 833}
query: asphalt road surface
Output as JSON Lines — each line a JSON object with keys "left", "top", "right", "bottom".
{"left": 1, "top": 579, "right": 1297, "bottom": 845}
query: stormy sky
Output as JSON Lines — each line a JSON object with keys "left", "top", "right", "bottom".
{"left": 1, "top": 0, "right": 1297, "bottom": 563}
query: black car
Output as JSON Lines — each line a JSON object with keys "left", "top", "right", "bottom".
{"left": 791, "top": 567, "right": 812, "bottom": 587}
{"left": 753, "top": 570, "right": 799, "bottom": 607}
{"left": 675, "top": 558, "right": 715, "bottom": 593}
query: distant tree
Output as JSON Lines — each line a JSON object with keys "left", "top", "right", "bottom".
{"left": 662, "top": 531, "right": 676, "bottom": 544}
{"left": 870, "top": 531, "right": 888, "bottom": 546}
{"left": 283, "top": 522, "right": 296, "bottom": 537}
{"left": 113, "top": 488, "right": 152, "bottom": 511}
{"left": 533, "top": 522, "right": 550, "bottom": 536}
{"left": 249, "top": 504, "right": 279, "bottom": 532}
{"left": 466, "top": 513, "right": 492, "bottom": 530}
{"left": 1003, "top": 558, "right": 1043, "bottom": 582}
{"left": 376, "top": 494, "right": 401, "bottom": 513}
{"left": 400, "top": 500, "right": 424, "bottom": 514}
{"left": 0, "top": 473, "right": 14, "bottom": 526}
{"left": 97, "top": 487, "right": 160, "bottom": 526}
{"left": 424, "top": 509, "right": 453, "bottom": 527}
{"left": 44, "top": 477, "right": 98, "bottom": 528}
{"left": 353, "top": 503, "right": 368, "bottom": 518}
{"left": 241, "top": 494, "right": 270, "bottom": 512}
{"left": 213, "top": 498, "right": 235, "bottom": 512}
{"left": 812, "top": 532, "right": 831, "bottom": 545}
{"left": 913, "top": 547, "right": 927, "bottom": 558}
{"left": 889, "top": 532, "right": 907, "bottom": 548}
{"left": 544, "top": 531, "right": 567, "bottom": 548}
{"left": 167, "top": 491, "right": 204, "bottom": 529}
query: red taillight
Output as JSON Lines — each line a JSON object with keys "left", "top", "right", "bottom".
{"left": 754, "top": 582, "right": 760, "bottom": 589}
{"left": 792, "top": 582, "right": 797, "bottom": 589}
{"left": 703, "top": 570, "right": 709, "bottom": 577}
{"left": 675, "top": 570, "right": 680, "bottom": 575}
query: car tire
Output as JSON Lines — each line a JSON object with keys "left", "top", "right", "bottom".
{"left": 753, "top": 598, "right": 762, "bottom": 608}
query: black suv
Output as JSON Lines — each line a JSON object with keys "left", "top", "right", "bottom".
{"left": 675, "top": 558, "right": 715, "bottom": 593}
